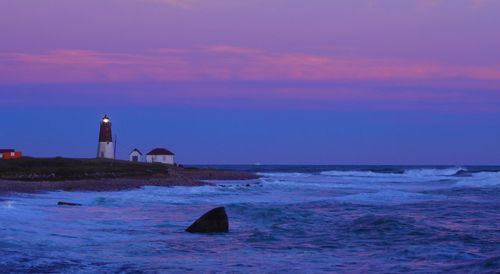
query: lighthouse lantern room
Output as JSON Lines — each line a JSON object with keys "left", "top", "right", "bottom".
{"left": 97, "top": 115, "right": 115, "bottom": 159}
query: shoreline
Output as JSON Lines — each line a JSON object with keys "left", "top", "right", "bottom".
{"left": 0, "top": 170, "right": 259, "bottom": 195}
{"left": 0, "top": 157, "right": 259, "bottom": 194}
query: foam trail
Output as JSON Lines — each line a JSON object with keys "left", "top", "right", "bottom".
{"left": 321, "top": 167, "right": 466, "bottom": 178}
{"left": 455, "top": 172, "right": 500, "bottom": 187}
{"left": 403, "top": 167, "right": 466, "bottom": 177}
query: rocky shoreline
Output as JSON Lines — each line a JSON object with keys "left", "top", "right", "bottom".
{"left": 0, "top": 157, "right": 259, "bottom": 194}
{"left": 0, "top": 163, "right": 259, "bottom": 194}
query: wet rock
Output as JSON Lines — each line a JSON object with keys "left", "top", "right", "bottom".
{"left": 186, "top": 207, "right": 229, "bottom": 233}
{"left": 57, "top": 201, "right": 82, "bottom": 206}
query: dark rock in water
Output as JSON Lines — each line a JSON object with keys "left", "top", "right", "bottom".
{"left": 186, "top": 207, "right": 229, "bottom": 233}
{"left": 57, "top": 201, "right": 82, "bottom": 206}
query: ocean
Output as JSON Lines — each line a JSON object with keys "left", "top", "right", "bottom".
{"left": 1, "top": 165, "right": 499, "bottom": 273}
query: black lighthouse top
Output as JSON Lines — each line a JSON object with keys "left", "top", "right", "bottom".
{"left": 98, "top": 115, "right": 113, "bottom": 142}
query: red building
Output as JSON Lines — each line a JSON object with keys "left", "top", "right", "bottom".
{"left": 0, "top": 149, "right": 22, "bottom": 160}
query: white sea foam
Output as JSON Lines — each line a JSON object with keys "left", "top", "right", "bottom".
{"left": 321, "top": 167, "right": 465, "bottom": 178}
{"left": 261, "top": 178, "right": 346, "bottom": 190}
{"left": 455, "top": 172, "right": 500, "bottom": 187}
{"left": 403, "top": 167, "right": 466, "bottom": 177}
{"left": 259, "top": 168, "right": 500, "bottom": 192}
{"left": 320, "top": 170, "right": 397, "bottom": 177}
{"left": 257, "top": 172, "right": 310, "bottom": 177}
{"left": 1, "top": 200, "right": 15, "bottom": 209}
{"left": 271, "top": 169, "right": 438, "bottom": 186}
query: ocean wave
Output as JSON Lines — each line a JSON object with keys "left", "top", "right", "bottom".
{"left": 256, "top": 172, "right": 310, "bottom": 177}
{"left": 334, "top": 190, "right": 446, "bottom": 205}
{"left": 455, "top": 172, "right": 500, "bottom": 187}
{"left": 448, "top": 256, "right": 500, "bottom": 273}
{"left": 347, "top": 215, "right": 422, "bottom": 235}
{"left": 320, "top": 170, "right": 397, "bottom": 177}
{"left": 404, "top": 167, "right": 467, "bottom": 177}
{"left": 320, "top": 167, "right": 467, "bottom": 178}
{"left": 258, "top": 167, "right": 500, "bottom": 191}
{"left": 1, "top": 200, "right": 15, "bottom": 209}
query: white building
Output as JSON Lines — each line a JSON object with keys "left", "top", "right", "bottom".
{"left": 129, "top": 149, "right": 143, "bottom": 162}
{"left": 146, "top": 148, "right": 175, "bottom": 165}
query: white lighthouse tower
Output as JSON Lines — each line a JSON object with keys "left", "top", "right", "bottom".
{"left": 97, "top": 115, "right": 115, "bottom": 159}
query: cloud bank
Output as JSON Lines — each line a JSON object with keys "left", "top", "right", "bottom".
{"left": 2, "top": 46, "right": 500, "bottom": 84}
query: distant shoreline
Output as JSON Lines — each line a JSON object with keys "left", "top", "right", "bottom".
{"left": 0, "top": 157, "right": 259, "bottom": 194}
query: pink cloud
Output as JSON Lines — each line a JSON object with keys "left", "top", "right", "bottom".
{"left": 205, "top": 45, "right": 262, "bottom": 55}
{"left": 249, "top": 54, "right": 500, "bottom": 81}
{"left": 1, "top": 46, "right": 500, "bottom": 84}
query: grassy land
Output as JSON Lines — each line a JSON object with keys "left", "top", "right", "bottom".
{"left": 0, "top": 157, "right": 174, "bottom": 181}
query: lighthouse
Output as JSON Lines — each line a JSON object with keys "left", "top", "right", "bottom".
{"left": 97, "top": 115, "right": 115, "bottom": 159}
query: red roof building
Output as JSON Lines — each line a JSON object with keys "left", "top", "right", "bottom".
{"left": 147, "top": 148, "right": 175, "bottom": 156}
{"left": 146, "top": 148, "right": 175, "bottom": 164}
{"left": 0, "top": 149, "right": 22, "bottom": 160}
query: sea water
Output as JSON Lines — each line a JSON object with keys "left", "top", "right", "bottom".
{"left": 0, "top": 166, "right": 499, "bottom": 273}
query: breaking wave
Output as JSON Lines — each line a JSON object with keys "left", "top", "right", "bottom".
{"left": 254, "top": 167, "right": 500, "bottom": 190}
{"left": 455, "top": 171, "right": 500, "bottom": 187}
{"left": 320, "top": 167, "right": 467, "bottom": 178}
{"left": 404, "top": 167, "right": 467, "bottom": 177}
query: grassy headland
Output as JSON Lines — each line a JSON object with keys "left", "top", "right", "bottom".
{"left": 0, "top": 157, "right": 258, "bottom": 193}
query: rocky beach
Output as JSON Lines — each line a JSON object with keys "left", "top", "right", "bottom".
{"left": 0, "top": 157, "right": 258, "bottom": 194}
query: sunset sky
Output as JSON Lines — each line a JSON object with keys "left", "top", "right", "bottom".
{"left": 1, "top": 0, "right": 499, "bottom": 164}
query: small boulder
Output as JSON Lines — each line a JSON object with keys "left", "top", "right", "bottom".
{"left": 63, "top": 187, "right": 74, "bottom": 192}
{"left": 186, "top": 207, "right": 229, "bottom": 233}
{"left": 57, "top": 201, "right": 82, "bottom": 206}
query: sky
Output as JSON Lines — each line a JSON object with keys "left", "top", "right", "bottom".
{"left": 0, "top": 0, "right": 499, "bottom": 164}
